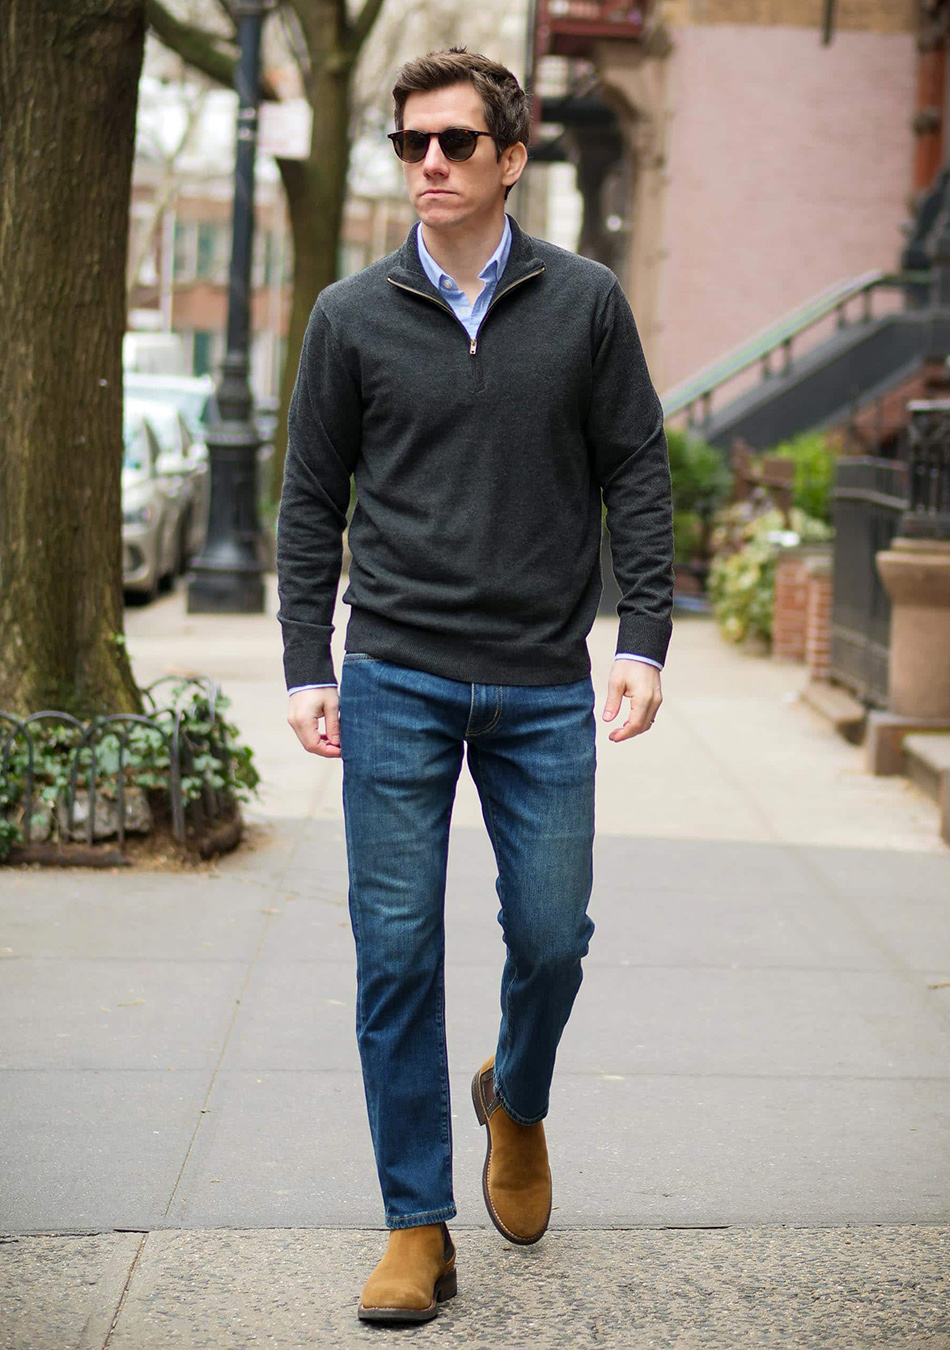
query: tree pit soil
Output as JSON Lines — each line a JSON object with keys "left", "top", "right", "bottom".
{"left": 4, "top": 807, "right": 246, "bottom": 872}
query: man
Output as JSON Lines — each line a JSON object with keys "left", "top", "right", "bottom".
{"left": 277, "top": 47, "right": 674, "bottom": 1324}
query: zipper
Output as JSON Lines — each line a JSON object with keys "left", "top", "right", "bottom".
{"left": 468, "top": 267, "right": 545, "bottom": 357}
{"left": 388, "top": 265, "right": 545, "bottom": 358}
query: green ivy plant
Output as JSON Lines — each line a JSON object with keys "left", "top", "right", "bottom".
{"left": 761, "top": 430, "right": 838, "bottom": 523}
{"left": 0, "top": 684, "right": 259, "bottom": 862}
{"left": 666, "top": 428, "right": 733, "bottom": 568}
{"left": 707, "top": 506, "right": 832, "bottom": 647}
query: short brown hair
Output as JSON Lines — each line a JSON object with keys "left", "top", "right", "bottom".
{"left": 392, "top": 47, "right": 530, "bottom": 155}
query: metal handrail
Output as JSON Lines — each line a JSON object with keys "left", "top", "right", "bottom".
{"left": 661, "top": 270, "right": 932, "bottom": 424}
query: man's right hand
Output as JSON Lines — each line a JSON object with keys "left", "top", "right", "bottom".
{"left": 287, "top": 687, "right": 341, "bottom": 758}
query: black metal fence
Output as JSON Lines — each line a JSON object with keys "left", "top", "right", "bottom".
{"left": 904, "top": 397, "right": 950, "bottom": 539}
{"left": 0, "top": 676, "right": 237, "bottom": 859}
{"left": 829, "top": 456, "right": 907, "bottom": 707}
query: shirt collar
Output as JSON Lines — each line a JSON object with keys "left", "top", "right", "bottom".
{"left": 416, "top": 216, "right": 512, "bottom": 295}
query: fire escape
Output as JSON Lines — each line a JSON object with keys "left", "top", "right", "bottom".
{"left": 528, "top": 1, "right": 655, "bottom": 275}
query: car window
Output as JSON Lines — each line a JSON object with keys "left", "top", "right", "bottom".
{"left": 124, "top": 381, "right": 212, "bottom": 437}
{"left": 122, "top": 411, "right": 150, "bottom": 471}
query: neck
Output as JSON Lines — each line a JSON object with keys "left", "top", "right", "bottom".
{"left": 419, "top": 207, "right": 507, "bottom": 286}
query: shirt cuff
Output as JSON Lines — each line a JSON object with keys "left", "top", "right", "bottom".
{"left": 614, "top": 653, "right": 663, "bottom": 670}
{"left": 288, "top": 683, "right": 338, "bottom": 694}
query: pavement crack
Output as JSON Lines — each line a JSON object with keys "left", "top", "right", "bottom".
{"left": 160, "top": 823, "right": 309, "bottom": 1222}
{"left": 101, "top": 1231, "right": 147, "bottom": 1350}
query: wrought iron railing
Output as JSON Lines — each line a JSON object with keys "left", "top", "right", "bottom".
{"left": 903, "top": 398, "right": 950, "bottom": 539}
{"left": 829, "top": 457, "right": 908, "bottom": 707}
{"left": 661, "top": 271, "right": 933, "bottom": 429}
{"left": 0, "top": 676, "right": 236, "bottom": 857}
{"left": 534, "top": 0, "right": 650, "bottom": 60}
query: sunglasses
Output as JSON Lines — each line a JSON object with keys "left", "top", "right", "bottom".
{"left": 388, "top": 128, "right": 496, "bottom": 163}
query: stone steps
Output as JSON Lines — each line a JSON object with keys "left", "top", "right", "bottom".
{"left": 902, "top": 732, "right": 950, "bottom": 845}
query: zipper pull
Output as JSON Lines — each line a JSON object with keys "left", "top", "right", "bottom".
{"left": 469, "top": 336, "right": 477, "bottom": 356}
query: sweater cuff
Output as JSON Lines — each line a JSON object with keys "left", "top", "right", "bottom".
{"left": 616, "top": 615, "right": 672, "bottom": 668}
{"left": 278, "top": 617, "right": 336, "bottom": 689}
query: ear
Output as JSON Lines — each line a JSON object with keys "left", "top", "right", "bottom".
{"left": 500, "top": 140, "right": 528, "bottom": 190}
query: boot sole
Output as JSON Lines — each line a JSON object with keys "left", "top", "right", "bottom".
{"left": 471, "top": 1067, "right": 550, "bottom": 1247}
{"left": 357, "top": 1268, "right": 457, "bottom": 1323}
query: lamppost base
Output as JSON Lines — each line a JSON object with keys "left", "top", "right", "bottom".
{"left": 186, "top": 566, "right": 266, "bottom": 614}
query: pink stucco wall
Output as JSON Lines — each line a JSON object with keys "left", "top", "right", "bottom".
{"left": 656, "top": 24, "right": 916, "bottom": 396}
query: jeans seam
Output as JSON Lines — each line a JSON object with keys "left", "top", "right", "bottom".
{"left": 435, "top": 937, "right": 453, "bottom": 1213}
{"left": 493, "top": 1085, "right": 546, "bottom": 1127}
{"left": 473, "top": 755, "right": 517, "bottom": 1070}
{"left": 466, "top": 684, "right": 502, "bottom": 738}
{"left": 386, "top": 1205, "right": 457, "bottom": 1229}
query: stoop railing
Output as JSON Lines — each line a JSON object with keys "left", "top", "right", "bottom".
{"left": 829, "top": 457, "right": 908, "bottom": 708}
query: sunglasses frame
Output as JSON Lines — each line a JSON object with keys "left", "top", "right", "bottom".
{"left": 388, "top": 127, "right": 497, "bottom": 163}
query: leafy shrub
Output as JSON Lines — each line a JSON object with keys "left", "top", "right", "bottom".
{"left": 707, "top": 506, "right": 832, "bottom": 646}
{"left": 666, "top": 428, "right": 732, "bottom": 564}
{"left": 762, "top": 430, "right": 838, "bottom": 523}
{"left": 0, "top": 683, "right": 259, "bottom": 861}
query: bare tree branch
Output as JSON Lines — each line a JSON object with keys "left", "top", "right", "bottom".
{"left": 127, "top": 85, "right": 209, "bottom": 290}
{"left": 147, "top": 0, "right": 281, "bottom": 96}
{"left": 212, "top": 0, "right": 238, "bottom": 33}
{"left": 348, "top": 0, "right": 388, "bottom": 55}
{"left": 278, "top": 2, "right": 312, "bottom": 97}
{"left": 146, "top": 0, "right": 238, "bottom": 88}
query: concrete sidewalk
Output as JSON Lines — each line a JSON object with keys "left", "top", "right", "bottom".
{"left": 1, "top": 579, "right": 949, "bottom": 1348}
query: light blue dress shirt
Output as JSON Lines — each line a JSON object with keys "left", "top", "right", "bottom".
{"left": 288, "top": 219, "right": 661, "bottom": 693}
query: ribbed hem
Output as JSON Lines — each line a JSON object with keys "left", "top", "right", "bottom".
{"left": 346, "top": 609, "right": 591, "bottom": 687}
{"left": 615, "top": 613, "right": 673, "bottom": 668}
{"left": 279, "top": 616, "right": 335, "bottom": 688}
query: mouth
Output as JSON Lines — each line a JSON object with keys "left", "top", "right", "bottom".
{"left": 420, "top": 189, "right": 454, "bottom": 197}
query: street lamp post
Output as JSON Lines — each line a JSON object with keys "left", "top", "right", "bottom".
{"left": 187, "top": 0, "right": 267, "bottom": 614}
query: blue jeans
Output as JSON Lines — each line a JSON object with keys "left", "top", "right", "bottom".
{"left": 338, "top": 654, "right": 597, "bottom": 1229}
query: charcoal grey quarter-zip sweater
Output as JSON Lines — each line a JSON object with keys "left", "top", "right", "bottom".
{"left": 276, "top": 214, "right": 674, "bottom": 689}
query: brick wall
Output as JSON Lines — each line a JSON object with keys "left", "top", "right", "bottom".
{"left": 772, "top": 550, "right": 833, "bottom": 676}
{"left": 804, "top": 558, "right": 833, "bottom": 680}
{"left": 773, "top": 556, "right": 809, "bottom": 660}
{"left": 657, "top": 25, "right": 916, "bottom": 392}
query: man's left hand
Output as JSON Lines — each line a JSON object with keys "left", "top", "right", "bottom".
{"left": 602, "top": 659, "right": 662, "bottom": 743}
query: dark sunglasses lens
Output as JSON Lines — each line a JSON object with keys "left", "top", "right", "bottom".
{"left": 440, "top": 129, "right": 478, "bottom": 161}
{"left": 392, "top": 131, "right": 428, "bottom": 162}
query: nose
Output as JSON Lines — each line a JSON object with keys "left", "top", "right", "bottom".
{"left": 422, "top": 136, "right": 449, "bottom": 175}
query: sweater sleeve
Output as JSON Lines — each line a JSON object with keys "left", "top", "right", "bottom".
{"left": 276, "top": 301, "right": 362, "bottom": 689}
{"left": 586, "top": 280, "right": 675, "bottom": 667}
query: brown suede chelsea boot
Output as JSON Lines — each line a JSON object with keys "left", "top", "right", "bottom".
{"left": 472, "top": 1054, "right": 552, "bottom": 1245}
{"left": 357, "top": 1220, "right": 457, "bottom": 1323}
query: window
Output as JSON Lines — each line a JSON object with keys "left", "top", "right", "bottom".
{"left": 193, "top": 331, "right": 213, "bottom": 377}
{"left": 173, "top": 220, "right": 195, "bottom": 282}
{"left": 196, "top": 223, "right": 217, "bottom": 280}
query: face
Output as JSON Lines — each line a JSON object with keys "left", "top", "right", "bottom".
{"left": 398, "top": 82, "right": 526, "bottom": 233}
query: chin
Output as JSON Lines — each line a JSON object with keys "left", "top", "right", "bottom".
{"left": 416, "top": 196, "right": 463, "bottom": 225}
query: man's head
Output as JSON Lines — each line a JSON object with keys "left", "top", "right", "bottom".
{"left": 391, "top": 47, "right": 529, "bottom": 231}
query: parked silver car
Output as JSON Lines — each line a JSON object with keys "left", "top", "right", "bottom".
{"left": 123, "top": 372, "right": 274, "bottom": 507}
{"left": 124, "top": 373, "right": 216, "bottom": 440}
{"left": 125, "top": 396, "right": 209, "bottom": 569}
{"left": 122, "top": 407, "right": 182, "bottom": 602}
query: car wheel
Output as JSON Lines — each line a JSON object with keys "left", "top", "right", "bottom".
{"left": 158, "top": 515, "right": 176, "bottom": 592}
{"left": 176, "top": 512, "right": 191, "bottom": 574}
{"left": 135, "top": 546, "right": 160, "bottom": 605}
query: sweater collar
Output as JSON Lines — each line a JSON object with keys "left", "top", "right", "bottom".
{"left": 388, "top": 213, "right": 544, "bottom": 302}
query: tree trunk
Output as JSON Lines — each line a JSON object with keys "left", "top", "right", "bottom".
{"left": 0, "top": 0, "right": 146, "bottom": 718}
{"left": 270, "top": 62, "right": 353, "bottom": 503}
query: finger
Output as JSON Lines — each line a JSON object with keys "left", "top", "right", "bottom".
{"left": 602, "top": 674, "right": 627, "bottom": 722}
{"left": 290, "top": 708, "right": 341, "bottom": 758}
{"left": 608, "top": 693, "right": 660, "bottom": 743}
{"left": 324, "top": 701, "right": 341, "bottom": 748}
